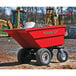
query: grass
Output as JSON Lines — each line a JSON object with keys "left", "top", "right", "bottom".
{"left": 0, "top": 26, "right": 8, "bottom": 36}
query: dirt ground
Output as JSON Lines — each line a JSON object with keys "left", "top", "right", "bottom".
{"left": 0, "top": 37, "right": 76, "bottom": 69}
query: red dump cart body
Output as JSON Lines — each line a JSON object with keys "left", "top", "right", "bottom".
{"left": 3, "top": 25, "right": 66, "bottom": 48}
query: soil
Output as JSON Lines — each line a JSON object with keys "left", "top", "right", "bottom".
{"left": 0, "top": 37, "right": 76, "bottom": 69}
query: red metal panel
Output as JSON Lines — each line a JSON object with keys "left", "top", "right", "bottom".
{"left": 35, "top": 36, "right": 64, "bottom": 48}
{"left": 17, "top": 30, "right": 40, "bottom": 48}
{"left": 3, "top": 25, "right": 66, "bottom": 48}
{"left": 5, "top": 30, "right": 30, "bottom": 48}
{"left": 28, "top": 28, "right": 65, "bottom": 38}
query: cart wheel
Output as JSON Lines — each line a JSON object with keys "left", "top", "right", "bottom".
{"left": 36, "top": 48, "right": 52, "bottom": 65}
{"left": 17, "top": 48, "right": 31, "bottom": 64}
{"left": 57, "top": 50, "right": 68, "bottom": 62}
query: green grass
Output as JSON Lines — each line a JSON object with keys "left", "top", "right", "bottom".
{"left": 0, "top": 26, "right": 8, "bottom": 36}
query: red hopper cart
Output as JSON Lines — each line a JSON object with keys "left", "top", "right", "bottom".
{"left": 3, "top": 25, "right": 68, "bottom": 65}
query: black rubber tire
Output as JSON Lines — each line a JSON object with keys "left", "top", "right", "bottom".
{"left": 17, "top": 48, "right": 31, "bottom": 64}
{"left": 36, "top": 48, "right": 52, "bottom": 65}
{"left": 57, "top": 50, "right": 68, "bottom": 62}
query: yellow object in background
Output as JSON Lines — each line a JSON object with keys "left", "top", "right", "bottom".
{"left": 7, "top": 20, "right": 13, "bottom": 29}
{"left": 54, "top": 16, "right": 59, "bottom": 25}
{"left": 0, "top": 19, "right": 7, "bottom": 30}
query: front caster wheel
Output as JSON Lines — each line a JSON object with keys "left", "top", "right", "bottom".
{"left": 57, "top": 50, "right": 68, "bottom": 62}
{"left": 17, "top": 48, "right": 31, "bottom": 64}
{"left": 36, "top": 48, "right": 52, "bottom": 65}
